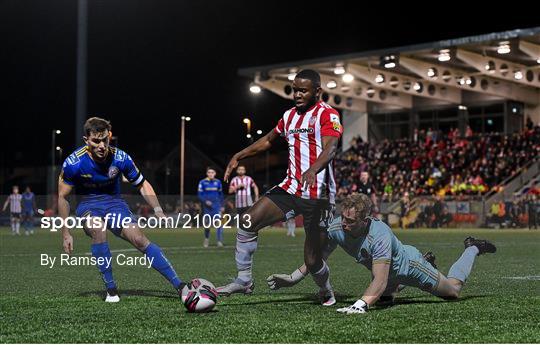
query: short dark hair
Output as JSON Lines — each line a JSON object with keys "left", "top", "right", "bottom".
{"left": 206, "top": 167, "right": 216, "bottom": 172}
{"left": 295, "top": 69, "right": 321, "bottom": 88}
{"left": 84, "top": 117, "right": 111, "bottom": 136}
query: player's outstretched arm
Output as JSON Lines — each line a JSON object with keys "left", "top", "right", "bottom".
{"left": 267, "top": 242, "right": 336, "bottom": 290}
{"left": 361, "top": 262, "right": 390, "bottom": 305}
{"left": 266, "top": 264, "right": 308, "bottom": 290}
{"left": 337, "top": 262, "right": 390, "bottom": 314}
{"left": 58, "top": 180, "right": 73, "bottom": 254}
{"left": 224, "top": 130, "right": 279, "bottom": 182}
{"left": 138, "top": 180, "right": 165, "bottom": 217}
{"left": 2, "top": 197, "right": 9, "bottom": 212}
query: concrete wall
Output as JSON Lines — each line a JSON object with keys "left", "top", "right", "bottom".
{"left": 342, "top": 110, "right": 367, "bottom": 151}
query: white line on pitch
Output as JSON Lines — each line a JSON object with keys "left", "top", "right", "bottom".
{"left": 502, "top": 275, "right": 540, "bottom": 280}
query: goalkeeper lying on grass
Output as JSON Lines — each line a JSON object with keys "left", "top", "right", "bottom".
{"left": 267, "top": 193, "right": 496, "bottom": 314}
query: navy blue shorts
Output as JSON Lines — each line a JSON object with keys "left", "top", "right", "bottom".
{"left": 21, "top": 209, "right": 34, "bottom": 217}
{"left": 202, "top": 205, "right": 221, "bottom": 216}
{"left": 76, "top": 195, "right": 134, "bottom": 237}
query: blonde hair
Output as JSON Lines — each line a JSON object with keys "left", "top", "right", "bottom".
{"left": 341, "top": 193, "right": 373, "bottom": 220}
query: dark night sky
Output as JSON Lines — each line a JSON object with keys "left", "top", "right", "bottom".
{"left": 2, "top": 1, "right": 538, "bottom": 170}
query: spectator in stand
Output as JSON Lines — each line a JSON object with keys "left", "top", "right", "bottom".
{"left": 465, "top": 125, "right": 473, "bottom": 138}
{"left": 382, "top": 177, "right": 393, "bottom": 202}
{"left": 440, "top": 204, "right": 453, "bottom": 228}
{"left": 333, "top": 125, "right": 539, "bottom": 203}
{"left": 498, "top": 201, "right": 506, "bottom": 225}
{"left": 526, "top": 116, "right": 534, "bottom": 131}
{"left": 399, "top": 192, "right": 411, "bottom": 229}
{"left": 426, "top": 128, "right": 433, "bottom": 146}
{"left": 509, "top": 200, "right": 522, "bottom": 228}
{"left": 432, "top": 196, "right": 444, "bottom": 228}
{"left": 489, "top": 202, "right": 500, "bottom": 225}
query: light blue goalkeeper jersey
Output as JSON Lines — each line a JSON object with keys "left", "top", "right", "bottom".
{"left": 325, "top": 216, "right": 434, "bottom": 285}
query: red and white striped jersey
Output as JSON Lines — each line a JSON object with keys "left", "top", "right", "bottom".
{"left": 230, "top": 175, "right": 256, "bottom": 208}
{"left": 274, "top": 101, "right": 343, "bottom": 202}
{"left": 7, "top": 194, "right": 22, "bottom": 213}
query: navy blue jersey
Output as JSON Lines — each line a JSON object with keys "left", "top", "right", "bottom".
{"left": 60, "top": 146, "right": 144, "bottom": 196}
{"left": 22, "top": 192, "right": 35, "bottom": 211}
{"left": 197, "top": 178, "right": 223, "bottom": 209}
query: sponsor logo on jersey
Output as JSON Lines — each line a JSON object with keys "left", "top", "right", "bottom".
{"left": 288, "top": 128, "right": 314, "bottom": 135}
{"left": 81, "top": 174, "right": 93, "bottom": 178}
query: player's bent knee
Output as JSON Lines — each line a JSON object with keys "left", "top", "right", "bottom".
{"left": 304, "top": 256, "right": 323, "bottom": 274}
{"left": 132, "top": 235, "right": 150, "bottom": 251}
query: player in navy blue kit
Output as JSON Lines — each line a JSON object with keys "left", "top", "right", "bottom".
{"left": 58, "top": 117, "right": 186, "bottom": 302}
{"left": 21, "top": 187, "right": 37, "bottom": 235}
{"left": 198, "top": 167, "right": 224, "bottom": 247}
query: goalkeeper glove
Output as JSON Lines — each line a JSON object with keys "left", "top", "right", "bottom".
{"left": 336, "top": 299, "right": 368, "bottom": 314}
{"left": 266, "top": 269, "right": 306, "bottom": 290}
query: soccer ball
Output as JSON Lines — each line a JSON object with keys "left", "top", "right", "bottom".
{"left": 181, "top": 278, "right": 218, "bottom": 312}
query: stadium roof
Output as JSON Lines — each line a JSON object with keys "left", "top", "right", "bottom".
{"left": 239, "top": 27, "right": 540, "bottom": 112}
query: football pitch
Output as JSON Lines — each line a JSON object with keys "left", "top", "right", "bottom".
{"left": 1, "top": 226, "right": 539, "bottom": 343}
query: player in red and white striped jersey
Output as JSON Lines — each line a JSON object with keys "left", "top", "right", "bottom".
{"left": 228, "top": 165, "right": 259, "bottom": 215}
{"left": 218, "top": 70, "right": 343, "bottom": 301}
{"left": 3, "top": 185, "right": 22, "bottom": 235}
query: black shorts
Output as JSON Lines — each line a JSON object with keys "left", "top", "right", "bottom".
{"left": 236, "top": 207, "right": 250, "bottom": 215}
{"left": 11, "top": 212, "right": 21, "bottom": 219}
{"left": 265, "top": 186, "right": 333, "bottom": 231}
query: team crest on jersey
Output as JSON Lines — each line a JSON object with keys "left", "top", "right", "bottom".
{"left": 309, "top": 116, "right": 317, "bottom": 126}
{"left": 108, "top": 166, "right": 119, "bottom": 179}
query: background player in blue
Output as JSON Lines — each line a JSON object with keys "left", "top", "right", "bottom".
{"left": 197, "top": 167, "right": 224, "bottom": 247}
{"left": 22, "top": 186, "right": 37, "bottom": 235}
{"left": 58, "top": 117, "right": 186, "bottom": 303}
{"left": 267, "top": 193, "right": 496, "bottom": 314}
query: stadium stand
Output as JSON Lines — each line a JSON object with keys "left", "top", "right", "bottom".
{"left": 334, "top": 125, "right": 540, "bottom": 202}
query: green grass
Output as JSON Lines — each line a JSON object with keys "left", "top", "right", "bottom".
{"left": 1, "top": 226, "right": 539, "bottom": 343}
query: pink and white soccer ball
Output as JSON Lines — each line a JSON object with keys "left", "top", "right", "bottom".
{"left": 181, "top": 278, "right": 218, "bottom": 312}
